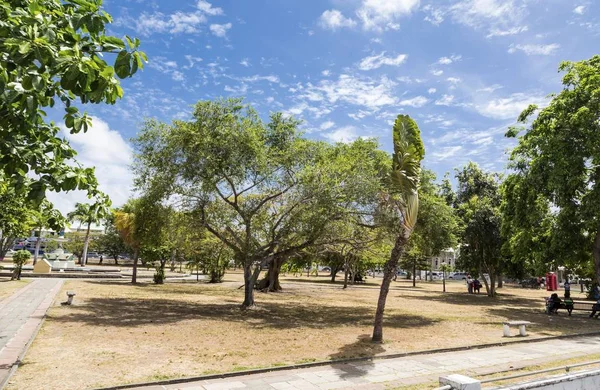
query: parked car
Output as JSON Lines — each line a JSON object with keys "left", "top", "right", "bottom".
{"left": 520, "top": 278, "right": 542, "bottom": 289}
{"left": 427, "top": 271, "right": 444, "bottom": 280}
{"left": 449, "top": 272, "right": 468, "bottom": 280}
{"left": 397, "top": 270, "right": 407, "bottom": 277}
{"left": 86, "top": 252, "right": 100, "bottom": 258}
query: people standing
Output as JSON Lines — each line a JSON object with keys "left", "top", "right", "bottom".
{"left": 564, "top": 279, "right": 571, "bottom": 298}
{"left": 467, "top": 274, "right": 473, "bottom": 294}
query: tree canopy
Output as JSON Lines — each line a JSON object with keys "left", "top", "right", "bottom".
{"left": 0, "top": 0, "right": 145, "bottom": 203}
{"left": 504, "top": 55, "right": 600, "bottom": 282}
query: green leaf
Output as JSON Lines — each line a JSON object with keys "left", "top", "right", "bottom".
{"left": 114, "top": 50, "right": 131, "bottom": 79}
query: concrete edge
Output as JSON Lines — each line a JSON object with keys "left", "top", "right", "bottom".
{"left": 0, "top": 280, "right": 64, "bottom": 390}
{"left": 95, "top": 331, "right": 600, "bottom": 390}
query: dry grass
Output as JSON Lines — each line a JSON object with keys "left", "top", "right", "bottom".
{"left": 0, "top": 279, "right": 31, "bottom": 301}
{"left": 7, "top": 271, "right": 595, "bottom": 390}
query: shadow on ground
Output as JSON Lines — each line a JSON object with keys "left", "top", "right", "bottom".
{"left": 50, "top": 295, "right": 439, "bottom": 331}
{"left": 329, "top": 334, "right": 385, "bottom": 381}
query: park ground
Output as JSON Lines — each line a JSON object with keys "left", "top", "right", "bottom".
{"left": 4, "top": 271, "right": 596, "bottom": 390}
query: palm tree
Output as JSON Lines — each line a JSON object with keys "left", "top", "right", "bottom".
{"left": 372, "top": 115, "right": 424, "bottom": 343}
{"left": 114, "top": 199, "right": 141, "bottom": 283}
{"left": 67, "top": 198, "right": 110, "bottom": 266}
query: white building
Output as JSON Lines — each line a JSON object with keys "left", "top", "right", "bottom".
{"left": 429, "top": 248, "right": 457, "bottom": 271}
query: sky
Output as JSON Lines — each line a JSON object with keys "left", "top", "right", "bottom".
{"left": 48, "top": 0, "right": 600, "bottom": 214}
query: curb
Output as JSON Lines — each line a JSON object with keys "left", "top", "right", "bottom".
{"left": 95, "top": 331, "right": 600, "bottom": 390}
{"left": 0, "top": 280, "right": 64, "bottom": 390}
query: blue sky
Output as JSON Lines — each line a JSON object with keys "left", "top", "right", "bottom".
{"left": 49, "top": 0, "right": 600, "bottom": 212}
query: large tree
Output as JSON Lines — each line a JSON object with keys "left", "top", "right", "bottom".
{"left": 454, "top": 163, "right": 503, "bottom": 297}
{"left": 372, "top": 114, "right": 424, "bottom": 343}
{"left": 505, "top": 56, "right": 600, "bottom": 282}
{"left": 0, "top": 185, "right": 31, "bottom": 260}
{"left": 0, "top": 0, "right": 146, "bottom": 203}
{"left": 134, "top": 99, "right": 387, "bottom": 307}
{"left": 114, "top": 199, "right": 142, "bottom": 283}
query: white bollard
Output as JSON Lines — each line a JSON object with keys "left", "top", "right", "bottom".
{"left": 503, "top": 324, "right": 511, "bottom": 337}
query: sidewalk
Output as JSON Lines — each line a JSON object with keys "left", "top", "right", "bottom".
{"left": 0, "top": 279, "right": 63, "bottom": 387}
{"left": 127, "top": 335, "right": 600, "bottom": 390}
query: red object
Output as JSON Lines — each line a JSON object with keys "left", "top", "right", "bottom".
{"left": 546, "top": 272, "right": 558, "bottom": 291}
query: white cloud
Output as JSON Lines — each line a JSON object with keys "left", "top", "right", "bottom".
{"left": 435, "top": 94, "right": 455, "bottom": 106}
{"left": 573, "top": 5, "right": 586, "bottom": 15}
{"left": 49, "top": 117, "right": 133, "bottom": 214}
{"left": 486, "top": 25, "right": 528, "bottom": 38}
{"left": 240, "top": 58, "right": 250, "bottom": 67}
{"left": 319, "top": 9, "right": 357, "bottom": 30}
{"left": 447, "top": 77, "right": 461, "bottom": 84}
{"left": 431, "top": 69, "right": 444, "bottom": 76}
{"left": 423, "top": 5, "right": 444, "bottom": 25}
{"left": 428, "top": 88, "right": 437, "bottom": 94}
{"left": 359, "top": 52, "right": 408, "bottom": 70}
{"left": 476, "top": 84, "right": 503, "bottom": 93}
{"left": 305, "top": 74, "right": 398, "bottom": 110}
{"left": 357, "top": 0, "right": 420, "bottom": 32}
{"left": 448, "top": 0, "right": 528, "bottom": 37}
{"left": 210, "top": 23, "right": 232, "bottom": 38}
{"left": 322, "top": 70, "right": 331, "bottom": 76}
{"left": 241, "top": 74, "right": 280, "bottom": 83}
{"left": 508, "top": 43, "right": 560, "bottom": 56}
{"left": 475, "top": 92, "right": 547, "bottom": 120}
{"left": 196, "top": 0, "right": 223, "bottom": 16}
{"left": 432, "top": 146, "right": 462, "bottom": 161}
{"left": 120, "top": 1, "right": 223, "bottom": 36}
{"left": 171, "top": 71, "right": 184, "bottom": 81}
{"left": 437, "top": 55, "right": 462, "bottom": 65}
{"left": 320, "top": 121, "right": 335, "bottom": 130}
{"left": 399, "top": 96, "right": 429, "bottom": 107}
{"left": 324, "top": 126, "right": 358, "bottom": 143}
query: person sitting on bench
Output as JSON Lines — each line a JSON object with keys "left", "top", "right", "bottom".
{"left": 547, "top": 293, "right": 561, "bottom": 314}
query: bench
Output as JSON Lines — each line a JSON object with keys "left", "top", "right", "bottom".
{"left": 503, "top": 321, "right": 531, "bottom": 337}
{"left": 545, "top": 299, "right": 596, "bottom": 316}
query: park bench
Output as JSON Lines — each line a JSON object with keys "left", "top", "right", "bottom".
{"left": 545, "top": 298, "right": 595, "bottom": 316}
{"left": 502, "top": 321, "right": 531, "bottom": 337}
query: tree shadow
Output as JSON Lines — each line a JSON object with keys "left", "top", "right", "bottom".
{"left": 328, "top": 334, "right": 385, "bottom": 382}
{"left": 487, "top": 306, "right": 600, "bottom": 335}
{"left": 281, "top": 278, "right": 380, "bottom": 287}
{"left": 396, "top": 291, "right": 544, "bottom": 309}
{"left": 49, "top": 296, "right": 438, "bottom": 331}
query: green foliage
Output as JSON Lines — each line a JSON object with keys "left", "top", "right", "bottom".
{"left": 453, "top": 163, "right": 503, "bottom": 296}
{"left": 0, "top": 0, "right": 146, "bottom": 203}
{"left": 134, "top": 99, "right": 389, "bottom": 304}
{"left": 12, "top": 249, "right": 30, "bottom": 266}
{"left": 96, "top": 214, "right": 128, "bottom": 263}
{"left": 504, "top": 55, "right": 600, "bottom": 282}
{"left": 63, "top": 232, "right": 97, "bottom": 261}
{"left": 153, "top": 266, "right": 165, "bottom": 284}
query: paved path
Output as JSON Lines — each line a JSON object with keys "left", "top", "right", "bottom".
{"left": 130, "top": 335, "right": 600, "bottom": 390}
{"left": 0, "top": 279, "right": 63, "bottom": 387}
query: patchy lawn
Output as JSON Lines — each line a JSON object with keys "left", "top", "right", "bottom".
{"left": 7, "top": 272, "right": 593, "bottom": 390}
{"left": 0, "top": 279, "right": 31, "bottom": 301}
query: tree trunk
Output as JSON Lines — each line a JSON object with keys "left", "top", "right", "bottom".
{"left": 132, "top": 249, "right": 139, "bottom": 284}
{"left": 258, "top": 257, "right": 284, "bottom": 292}
{"left": 82, "top": 222, "right": 91, "bottom": 266}
{"left": 497, "top": 273, "right": 503, "bottom": 288}
{"left": 170, "top": 249, "right": 176, "bottom": 272}
{"left": 488, "top": 272, "right": 496, "bottom": 297}
{"left": 242, "top": 263, "right": 256, "bottom": 308}
{"left": 343, "top": 259, "right": 349, "bottom": 289}
{"left": 412, "top": 262, "right": 416, "bottom": 287}
{"left": 443, "top": 270, "right": 446, "bottom": 292}
{"left": 330, "top": 267, "right": 337, "bottom": 282}
{"left": 593, "top": 231, "right": 600, "bottom": 285}
{"left": 372, "top": 231, "right": 408, "bottom": 343}
{"left": 33, "top": 229, "right": 42, "bottom": 265}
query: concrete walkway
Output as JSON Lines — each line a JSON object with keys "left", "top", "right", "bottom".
{"left": 129, "top": 335, "right": 600, "bottom": 390}
{"left": 0, "top": 279, "right": 63, "bottom": 387}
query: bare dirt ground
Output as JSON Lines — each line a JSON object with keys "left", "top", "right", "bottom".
{"left": 6, "top": 271, "right": 594, "bottom": 390}
{"left": 0, "top": 279, "right": 31, "bottom": 301}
